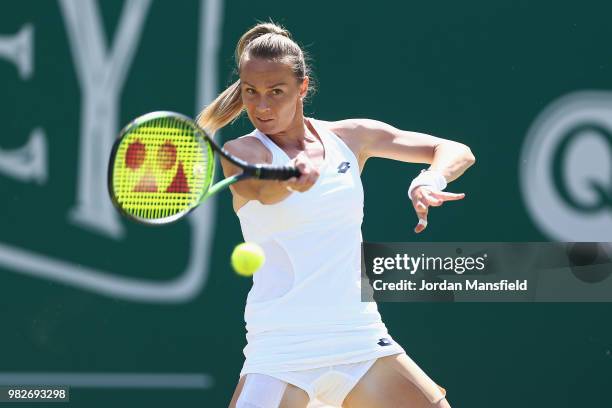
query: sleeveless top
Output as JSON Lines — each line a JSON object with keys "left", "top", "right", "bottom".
{"left": 237, "top": 118, "right": 404, "bottom": 375}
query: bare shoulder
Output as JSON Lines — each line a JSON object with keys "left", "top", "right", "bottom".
{"left": 318, "top": 118, "right": 387, "bottom": 157}
{"left": 314, "top": 118, "right": 379, "bottom": 167}
{"left": 327, "top": 118, "right": 387, "bottom": 132}
{"left": 222, "top": 135, "right": 272, "bottom": 165}
{"left": 321, "top": 118, "right": 389, "bottom": 141}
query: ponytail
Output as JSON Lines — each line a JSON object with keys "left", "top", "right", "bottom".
{"left": 197, "top": 80, "right": 242, "bottom": 134}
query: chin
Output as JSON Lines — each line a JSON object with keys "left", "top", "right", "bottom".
{"left": 256, "top": 121, "right": 277, "bottom": 134}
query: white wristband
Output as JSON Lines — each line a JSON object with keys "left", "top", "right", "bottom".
{"left": 408, "top": 169, "right": 447, "bottom": 199}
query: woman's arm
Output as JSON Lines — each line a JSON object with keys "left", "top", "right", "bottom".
{"left": 332, "top": 119, "right": 475, "bottom": 233}
{"left": 221, "top": 137, "right": 318, "bottom": 207}
{"left": 332, "top": 118, "right": 475, "bottom": 180}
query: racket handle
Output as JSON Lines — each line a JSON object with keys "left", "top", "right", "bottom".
{"left": 253, "top": 165, "right": 301, "bottom": 180}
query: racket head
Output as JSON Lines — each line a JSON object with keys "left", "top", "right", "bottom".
{"left": 108, "top": 111, "right": 215, "bottom": 225}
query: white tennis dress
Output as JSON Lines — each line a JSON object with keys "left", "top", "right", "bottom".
{"left": 237, "top": 118, "right": 405, "bottom": 376}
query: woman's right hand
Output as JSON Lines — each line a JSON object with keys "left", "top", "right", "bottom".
{"left": 282, "top": 152, "right": 320, "bottom": 193}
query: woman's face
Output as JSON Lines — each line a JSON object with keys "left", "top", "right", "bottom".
{"left": 240, "top": 57, "right": 308, "bottom": 135}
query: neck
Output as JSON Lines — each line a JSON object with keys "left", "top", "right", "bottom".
{"left": 266, "top": 111, "right": 317, "bottom": 150}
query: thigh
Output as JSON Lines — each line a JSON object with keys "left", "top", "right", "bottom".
{"left": 229, "top": 376, "right": 246, "bottom": 408}
{"left": 228, "top": 374, "right": 310, "bottom": 408}
{"left": 279, "top": 384, "right": 310, "bottom": 408}
{"left": 343, "top": 354, "right": 449, "bottom": 408}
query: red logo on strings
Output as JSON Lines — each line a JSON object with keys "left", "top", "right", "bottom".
{"left": 124, "top": 140, "right": 190, "bottom": 193}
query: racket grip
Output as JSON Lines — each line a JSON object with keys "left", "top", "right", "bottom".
{"left": 254, "top": 165, "right": 301, "bottom": 180}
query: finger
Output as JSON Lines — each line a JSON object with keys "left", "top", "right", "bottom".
{"left": 414, "top": 200, "right": 428, "bottom": 213}
{"left": 299, "top": 174, "right": 315, "bottom": 188}
{"left": 309, "top": 171, "right": 320, "bottom": 184}
{"left": 414, "top": 197, "right": 429, "bottom": 233}
{"left": 414, "top": 218, "right": 428, "bottom": 234}
{"left": 281, "top": 178, "right": 297, "bottom": 188}
{"left": 415, "top": 206, "right": 428, "bottom": 220}
{"left": 294, "top": 161, "right": 306, "bottom": 172}
{"left": 293, "top": 173, "right": 316, "bottom": 192}
{"left": 296, "top": 171, "right": 311, "bottom": 185}
{"left": 414, "top": 203, "right": 428, "bottom": 220}
{"left": 421, "top": 190, "right": 443, "bottom": 207}
{"left": 410, "top": 186, "right": 430, "bottom": 202}
{"left": 303, "top": 170, "right": 319, "bottom": 186}
{"left": 430, "top": 191, "right": 466, "bottom": 201}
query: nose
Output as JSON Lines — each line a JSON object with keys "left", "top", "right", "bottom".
{"left": 255, "top": 96, "right": 271, "bottom": 113}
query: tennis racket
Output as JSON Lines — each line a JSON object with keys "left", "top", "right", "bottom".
{"left": 108, "top": 111, "right": 300, "bottom": 225}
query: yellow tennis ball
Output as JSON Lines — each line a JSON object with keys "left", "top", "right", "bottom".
{"left": 231, "top": 242, "right": 265, "bottom": 277}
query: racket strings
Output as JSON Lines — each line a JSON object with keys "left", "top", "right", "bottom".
{"left": 112, "top": 116, "right": 213, "bottom": 221}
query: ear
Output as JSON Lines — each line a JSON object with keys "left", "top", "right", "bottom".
{"left": 299, "top": 76, "right": 309, "bottom": 99}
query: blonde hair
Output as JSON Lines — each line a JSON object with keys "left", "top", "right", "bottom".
{"left": 197, "top": 22, "right": 310, "bottom": 134}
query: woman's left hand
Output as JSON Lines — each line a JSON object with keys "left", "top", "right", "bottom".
{"left": 410, "top": 186, "right": 465, "bottom": 233}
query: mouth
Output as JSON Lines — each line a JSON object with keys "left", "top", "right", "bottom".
{"left": 256, "top": 117, "right": 274, "bottom": 123}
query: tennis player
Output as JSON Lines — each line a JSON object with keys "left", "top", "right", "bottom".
{"left": 198, "top": 22, "right": 475, "bottom": 408}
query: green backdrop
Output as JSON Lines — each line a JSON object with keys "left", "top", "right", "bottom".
{"left": 1, "top": 0, "right": 610, "bottom": 406}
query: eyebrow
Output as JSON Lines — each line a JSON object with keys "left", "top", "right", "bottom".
{"left": 242, "top": 81, "right": 288, "bottom": 88}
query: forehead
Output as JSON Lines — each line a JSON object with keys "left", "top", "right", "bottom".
{"left": 239, "top": 57, "right": 296, "bottom": 86}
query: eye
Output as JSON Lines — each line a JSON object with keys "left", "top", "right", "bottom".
{"left": 244, "top": 88, "right": 256, "bottom": 95}
{"left": 272, "top": 89, "right": 283, "bottom": 96}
